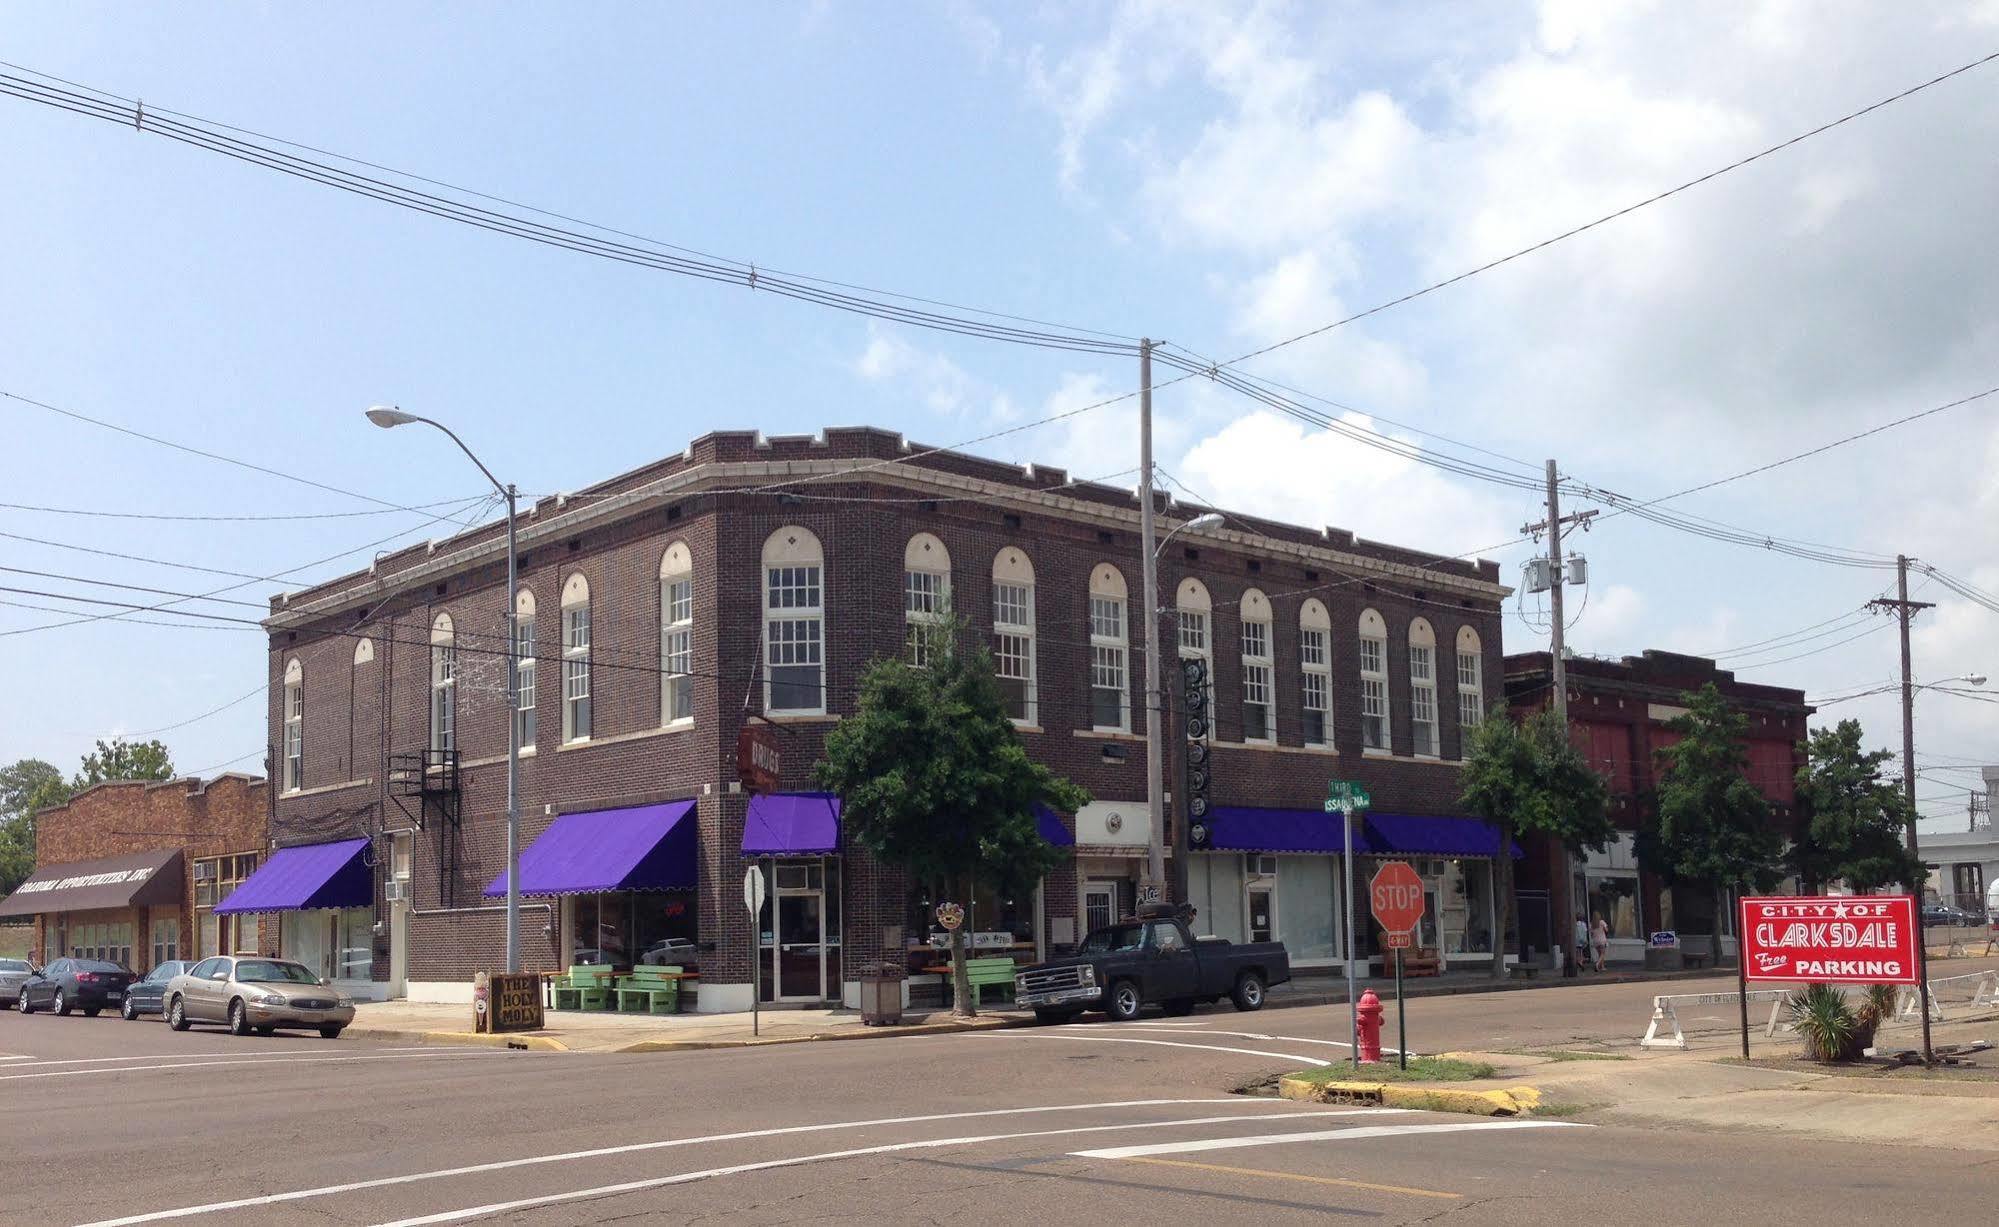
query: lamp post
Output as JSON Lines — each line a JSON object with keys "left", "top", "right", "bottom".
{"left": 1144, "top": 511, "right": 1225, "bottom": 907}
{"left": 366, "top": 406, "right": 522, "bottom": 974}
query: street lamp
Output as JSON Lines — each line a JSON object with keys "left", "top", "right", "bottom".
{"left": 1143, "top": 511, "right": 1226, "bottom": 906}
{"left": 367, "top": 406, "right": 523, "bottom": 974}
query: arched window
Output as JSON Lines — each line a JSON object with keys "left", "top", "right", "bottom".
{"left": 1300, "top": 600, "right": 1332, "bottom": 748}
{"left": 1456, "top": 625, "right": 1485, "bottom": 754}
{"left": 429, "top": 613, "right": 456, "bottom": 754}
{"left": 1239, "top": 589, "right": 1274, "bottom": 743}
{"left": 1175, "top": 579, "right": 1214, "bottom": 742}
{"left": 1358, "top": 609, "right": 1388, "bottom": 751}
{"left": 352, "top": 638, "right": 373, "bottom": 666}
{"left": 1409, "top": 617, "right": 1439, "bottom": 758}
{"left": 660, "top": 544, "right": 693, "bottom": 724}
{"left": 763, "top": 527, "right": 825, "bottom": 715}
{"left": 1088, "top": 564, "right": 1130, "bottom": 732}
{"left": 903, "top": 532, "right": 952, "bottom": 668}
{"left": 282, "top": 658, "right": 303, "bottom": 791}
{"left": 561, "top": 574, "right": 592, "bottom": 742}
{"left": 992, "top": 548, "right": 1036, "bottom": 724}
{"left": 514, "top": 589, "right": 537, "bottom": 750}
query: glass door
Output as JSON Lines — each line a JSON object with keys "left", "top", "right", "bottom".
{"left": 775, "top": 890, "right": 824, "bottom": 1001}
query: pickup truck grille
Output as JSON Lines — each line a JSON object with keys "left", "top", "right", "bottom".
{"left": 1016, "top": 966, "right": 1087, "bottom": 996}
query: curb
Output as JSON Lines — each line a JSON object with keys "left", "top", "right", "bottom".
{"left": 614, "top": 1014, "right": 1024, "bottom": 1053}
{"left": 1278, "top": 1075, "right": 1542, "bottom": 1117}
{"left": 1263, "top": 966, "right": 1739, "bottom": 1011}
{"left": 344, "top": 1027, "right": 569, "bottom": 1052}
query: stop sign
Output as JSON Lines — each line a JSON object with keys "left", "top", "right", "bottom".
{"left": 1370, "top": 860, "right": 1425, "bottom": 938}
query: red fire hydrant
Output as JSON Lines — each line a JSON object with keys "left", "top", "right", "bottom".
{"left": 1355, "top": 988, "right": 1384, "bottom": 1063}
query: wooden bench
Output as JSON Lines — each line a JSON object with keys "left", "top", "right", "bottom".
{"left": 551, "top": 965, "right": 614, "bottom": 1011}
{"left": 1681, "top": 952, "right": 1711, "bottom": 970}
{"left": 920, "top": 957, "right": 1018, "bottom": 1005}
{"left": 616, "top": 966, "right": 685, "bottom": 1014}
{"left": 1508, "top": 964, "right": 1539, "bottom": 980}
{"left": 1380, "top": 933, "right": 1442, "bottom": 978}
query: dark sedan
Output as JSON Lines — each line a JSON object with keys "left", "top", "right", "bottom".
{"left": 16, "top": 958, "right": 137, "bottom": 1017}
{"left": 121, "top": 960, "right": 193, "bottom": 1020}
{"left": 1922, "top": 903, "right": 1980, "bottom": 927}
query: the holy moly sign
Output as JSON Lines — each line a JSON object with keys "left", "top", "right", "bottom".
{"left": 1739, "top": 894, "right": 1920, "bottom": 985}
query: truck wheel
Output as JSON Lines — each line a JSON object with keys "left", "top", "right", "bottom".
{"left": 1163, "top": 998, "right": 1196, "bottom": 1016}
{"left": 1231, "top": 971, "right": 1266, "bottom": 1012}
{"left": 1033, "top": 1008, "right": 1080, "bottom": 1026}
{"left": 1105, "top": 980, "right": 1144, "bottom": 1022}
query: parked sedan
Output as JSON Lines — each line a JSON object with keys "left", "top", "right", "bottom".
{"left": 16, "top": 958, "right": 137, "bottom": 1016}
{"left": 166, "top": 956, "right": 355, "bottom": 1038}
{"left": 121, "top": 960, "right": 193, "bottom": 1020}
{"left": 1922, "top": 903, "right": 1980, "bottom": 927}
{"left": 0, "top": 958, "right": 36, "bottom": 1007}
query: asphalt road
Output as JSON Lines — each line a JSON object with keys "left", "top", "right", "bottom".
{"left": 2, "top": 989, "right": 1991, "bottom": 1225}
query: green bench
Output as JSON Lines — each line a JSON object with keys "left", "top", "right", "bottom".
{"left": 616, "top": 966, "right": 685, "bottom": 1015}
{"left": 551, "top": 965, "right": 614, "bottom": 1011}
{"left": 961, "top": 957, "right": 1017, "bottom": 1005}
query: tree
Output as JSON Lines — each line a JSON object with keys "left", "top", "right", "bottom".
{"left": 1637, "top": 683, "right": 1785, "bottom": 961}
{"left": 1459, "top": 706, "right": 1613, "bottom": 977}
{"left": 1791, "top": 719, "right": 1923, "bottom": 893}
{"left": 817, "top": 623, "right": 1089, "bottom": 1019}
{"left": 0, "top": 759, "right": 71, "bottom": 896}
{"left": 73, "top": 738, "right": 176, "bottom": 788}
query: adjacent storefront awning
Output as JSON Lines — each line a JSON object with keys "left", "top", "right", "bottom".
{"left": 0, "top": 847, "right": 184, "bottom": 917}
{"left": 215, "top": 838, "right": 372, "bottom": 914}
{"left": 1205, "top": 806, "right": 1370, "bottom": 855}
{"left": 1365, "top": 813, "right": 1523, "bottom": 859}
{"left": 742, "top": 792, "right": 840, "bottom": 856}
{"left": 485, "top": 800, "right": 698, "bottom": 896}
{"left": 1034, "top": 804, "right": 1075, "bottom": 849}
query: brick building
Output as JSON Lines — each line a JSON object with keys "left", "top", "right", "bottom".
{"left": 1505, "top": 650, "right": 1812, "bottom": 964}
{"left": 257, "top": 427, "right": 1514, "bottom": 1007}
{"left": 0, "top": 774, "right": 268, "bottom": 974}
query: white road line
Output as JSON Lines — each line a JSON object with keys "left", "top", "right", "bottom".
{"left": 984, "top": 1032, "right": 1337, "bottom": 1066}
{"left": 77, "top": 1098, "right": 1329, "bottom": 1227}
{"left": 0, "top": 1051, "right": 501, "bottom": 1083}
{"left": 364, "top": 1109, "right": 1401, "bottom": 1227}
{"left": 1074, "top": 1117, "right": 1586, "bottom": 1159}
{"left": 1114, "top": 1024, "right": 1410, "bottom": 1055}
{"left": 0, "top": 1046, "right": 449, "bottom": 1070}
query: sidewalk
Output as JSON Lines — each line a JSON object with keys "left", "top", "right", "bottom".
{"left": 1266, "top": 961, "right": 1733, "bottom": 1007}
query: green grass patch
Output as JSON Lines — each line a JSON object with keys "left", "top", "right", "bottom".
{"left": 1533, "top": 1049, "right": 1632, "bottom": 1062}
{"left": 0, "top": 925, "right": 30, "bottom": 960}
{"left": 1532, "top": 1101, "right": 1601, "bottom": 1118}
{"left": 1289, "top": 1056, "right": 1496, "bottom": 1084}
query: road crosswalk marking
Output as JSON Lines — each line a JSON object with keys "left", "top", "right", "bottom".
{"left": 1072, "top": 1117, "right": 1585, "bottom": 1159}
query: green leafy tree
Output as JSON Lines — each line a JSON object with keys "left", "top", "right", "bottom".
{"left": 1637, "top": 684, "right": 1785, "bottom": 961}
{"left": 817, "top": 621, "right": 1089, "bottom": 1018}
{"left": 0, "top": 759, "right": 71, "bottom": 896}
{"left": 1791, "top": 720, "right": 1923, "bottom": 893}
{"left": 73, "top": 738, "right": 176, "bottom": 788}
{"left": 1459, "top": 707, "right": 1613, "bottom": 977}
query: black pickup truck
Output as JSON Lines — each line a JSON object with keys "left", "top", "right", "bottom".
{"left": 1013, "top": 910, "right": 1291, "bottom": 1024}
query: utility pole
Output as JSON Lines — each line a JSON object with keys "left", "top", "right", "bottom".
{"left": 1520, "top": 460, "right": 1595, "bottom": 966}
{"left": 1869, "top": 554, "right": 1936, "bottom": 1063}
{"left": 1139, "top": 338, "right": 1165, "bottom": 905}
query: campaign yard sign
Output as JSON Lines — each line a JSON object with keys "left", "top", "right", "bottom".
{"left": 1738, "top": 895, "right": 1920, "bottom": 985}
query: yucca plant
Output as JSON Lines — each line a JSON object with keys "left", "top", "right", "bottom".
{"left": 1786, "top": 982, "right": 1857, "bottom": 1063}
{"left": 1848, "top": 983, "right": 1898, "bottom": 1057}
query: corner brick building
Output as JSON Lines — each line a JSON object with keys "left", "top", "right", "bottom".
{"left": 0, "top": 774, "right": 268, "bottom": 974}
{"left": 257, "top": 427, "right": 1515, "bottom": 1007}
{"left": 1505, "top": 650, "right": 1812, "bottom": 965}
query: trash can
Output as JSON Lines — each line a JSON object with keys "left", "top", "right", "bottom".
{"left": 859, "top": 960, "right": 904, "bottom": 1026}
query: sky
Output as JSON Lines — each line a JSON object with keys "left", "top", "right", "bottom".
{"left": 2, "top": 2, "right": 1996, "bottom": 832}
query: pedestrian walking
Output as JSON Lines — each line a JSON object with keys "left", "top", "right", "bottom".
{"left": 1572, "top": 914, "right": 1588, "bottom": 976}
{"left": 1590, "top": 914, "right": 1609, "bottom": 972}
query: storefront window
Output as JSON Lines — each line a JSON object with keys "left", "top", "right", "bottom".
{"left": 1275, "top": 857, "right": 1336, "bottom": 961}
{"left": 69, "top": 922, "right": 135, "bottom": 966}
{"left": 1579, "top": 833, "right": 1642, "bottom": 942}
{"left": 151, "top": 917, "right": 178, "bottom": 968}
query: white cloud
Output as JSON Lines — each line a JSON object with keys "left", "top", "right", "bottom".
{"left": 851, "top": 324, "right": 983, "bottom": 417}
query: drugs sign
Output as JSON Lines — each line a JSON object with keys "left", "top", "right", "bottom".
{"left": 1738, "top": 895, "right": 1919, "bottom": 985}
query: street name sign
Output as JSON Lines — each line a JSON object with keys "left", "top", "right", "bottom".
{"left": 1739, "top": 894, "right": 1919, "bottom": 985}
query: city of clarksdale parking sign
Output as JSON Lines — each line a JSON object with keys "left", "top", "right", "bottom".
{"left": 1738, "top": 895, "right": 1920, "bottom": 985}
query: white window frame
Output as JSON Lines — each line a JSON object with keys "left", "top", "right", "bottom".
{"left": 1088, "top": 564, "right": 1130, "bottom": 733}
{"left": 1240, "top": 589, "right": 1274, "bottom": 745}
{"left": 429, "top": 614, "right": 455, "bottom": 755}
{"left": 1176, "top": 578, "right": 1214, "bottom": 743}
{"left": 561, "top": 574, "right": 592, "bottom": 743}
{"left": 1410, "top": 618, "right": 1439, "bottom": 759}
{"left": 1456, "top": 625, "right": 1484, "bottom": 758}
{"left": 514, "top": 590, "right": 537, "bottom": 751}
{"left": 993, "top": 549, "right": 1036, "bottom": 726}
{"left": 903, "top": 533, "right": 952, "bottom": 669}
{"left": 1300, "top": 599, "right": 1331, "bottom": 749}
{"left": 763, "top": 527, "right": 826, "bottom": 717}
{"left": 1359, "top": 608, "right": 1388, "bottom": 752}
{"left": 282, "top": 658, "right": 303, "bottom": 792}
{"left": 660, "top": 543, "right": 693, "bottom": 726}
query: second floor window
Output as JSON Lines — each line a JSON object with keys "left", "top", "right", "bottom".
{"left": 1177, "top": 579, "right": 1214, "bottom": 742}
{"left": 1088, "top": 564, "right": 1130, "bottom": 732}
{"left": 429, "top": 614, "right": 455, "bottom": 755}
{"left": 282, "top": 659, "right": 303, "bottom": 791}
{"left": 1410, "top": 618, "right": 1439, "bottom": 758}
{"left": 562, "top": 576, "right": 592, "bottom": 742}
{"left": 1359, "top": 609, "right": 1388, "bottom": 751}
{"left": 1457, "top": 627, "right": 1485, "bottom": 755}
{"left": 765, "top": 526, "right": 826, "bottom": 715}
{"left": 1301, "top": 619, "right": 1330, "bottom": 748}
{"left": 993, "top": 568, "right": 1036, "bottom": 724}
{"left": 903, "top": 533, "right": 951, "bottom": 669}
{"left": 1240, "top": 591, "right": 1273, "bottom": 743}
{"left": 514, "top": 601, "right": 537, "bottom": 751}
{"left": 661, "top": 543, "right": 694, "bottom": 724}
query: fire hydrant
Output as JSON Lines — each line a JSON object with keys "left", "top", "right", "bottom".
{"left": 1355, "top": 988, "right": 1384, "bottom": 1063}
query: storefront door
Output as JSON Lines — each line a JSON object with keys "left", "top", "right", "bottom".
{"left": 1083, "top": 884, "right": 1116, "bottom": 936}
{"left": 774, "top": 890, "right": 824, "bottom": 1001}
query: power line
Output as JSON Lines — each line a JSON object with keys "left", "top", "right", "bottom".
{"left": 0, "top": 496, "right": 482, "bottom": 522}
{"left": 1727, "top": 623, "right": 1893, "bottom": 671}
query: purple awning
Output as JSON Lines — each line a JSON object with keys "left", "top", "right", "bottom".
{"left": 742, "top": 792, "right": 840, "bottom": 856}
{"left": 1365, "top": 813, "right": 1523, "bottom": 859}
{"left": 1206, "top": 806, "right": 1370, "bottom": 855}
{"left": 215, "top": 838, "right": 371, "bottom": 914}
{"left": 1035, "top": 804, "right": 1075, "bottom": 849}
{"left": 485, "top": 800, "right": 698, "bottom": 896}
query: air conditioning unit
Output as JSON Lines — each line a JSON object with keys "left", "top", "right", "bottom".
{"left": 384, "top": 879, "right": 410, "bottom": 903}
{"left": 192, "top": 861, "right": 216, "bottom": 881}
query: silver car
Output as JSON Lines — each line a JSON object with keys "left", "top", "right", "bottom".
{"left": 0, "top": 958, "right": 36, "bottom": 1007}
{"left": 164, "top": 956, "right": 356, "bottom": 1038}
